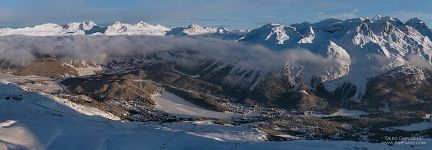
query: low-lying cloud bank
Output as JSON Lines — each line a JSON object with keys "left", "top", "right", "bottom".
{"left": 0, "top": 35, "right": 340, "bottom": 73}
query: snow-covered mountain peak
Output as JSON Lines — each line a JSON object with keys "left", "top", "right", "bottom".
{"left": 184, "top": 24, "right": 210, "bottom": 35}
{"left": 237, "top": 16, "right": 432, "bottom": 99}
{"left": 184, "top": 24, "right": 229, "bottom": 35}
{"left": 0, "top": 20, "right": 245, "bottom": 38}
{"left": 137, "top": 20, "right": 150, "bottom": 25}
{"left": 135, "top": 21, "right": 166, "bottom": 29}
{"left": 105, "top": 21, "right": 128, "bottom": 34}
{"left": 0, "top": 23, "right": 66, "bottom": 36}
{"left": 82, "top": 21, "right": 97, "bottom": 30}
{"left": 166, "top": 23, "right": 231, "bottom": 36}
{"left": 187, "top": 24, "right": 202, "bottom": 28}
{"left": 369, "top": 16, "right": 403, "bottom": 28}
{"left": 298, "top": 26, "right": 316, "bottom": 43}
{"left": 239, "top": 23, "right": 292, "bottom": 47}
{"left": 64, "top": 21, "right": 101, "bottom": 34}
{"left": 371, "top": 15, "right": 385, "bottom": 21}
{"left": 260, "top": 24, "right": 288, "bottom": 44}
{"left": 105, "top": 21, "right": 169, "bottom": 35}
{"left": 359, "top": 16, "right": 368, "bottom": 21}
{"left": 65, "top": 21, "right": 97, "bottom": 29}
{"left": 33, "top": 23, "right": 63, "bottom": 29}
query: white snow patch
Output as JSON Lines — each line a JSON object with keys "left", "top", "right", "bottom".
{"left": 275, "top": 134, "right": 301, "bottom": 140}
{"left": 330, "top": 109, "right": 369, "bottom": 118}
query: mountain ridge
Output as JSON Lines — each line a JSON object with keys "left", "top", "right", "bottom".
{"left": 1, "top": 16, "right": 432, "bottom": 112}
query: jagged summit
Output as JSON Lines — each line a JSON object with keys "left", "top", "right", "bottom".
{"left": 63, "top": 21, "right": 105, "bottom": 34}
{"left": 239, "top": 23, "right": 302, "bottom": 48}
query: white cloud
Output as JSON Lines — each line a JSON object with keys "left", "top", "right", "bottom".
{"left": 317, "top": 9, "right": 360, "bottom": 20}
{"left": 0, "top": 35, "right": 338, "bottom": 74}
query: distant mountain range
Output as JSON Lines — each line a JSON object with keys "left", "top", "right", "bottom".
{"left": 0, "top": 21, "right": 248, "bottom": 39}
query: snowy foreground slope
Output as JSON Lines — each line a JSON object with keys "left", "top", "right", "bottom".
{"left": 0, "top": 83, "right": 429, "bottom": 150}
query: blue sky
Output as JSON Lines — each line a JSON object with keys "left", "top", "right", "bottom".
{"left": 0, "top": 0, "right": 431, "bottom": 29}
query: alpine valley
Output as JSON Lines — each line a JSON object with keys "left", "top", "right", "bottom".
{"left": 1, "top": 16, "right": 432, "bottom": 150}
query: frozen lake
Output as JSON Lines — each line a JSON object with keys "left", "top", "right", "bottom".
{"left": 153, "top": 90, "right": 235, "bottom": 119}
